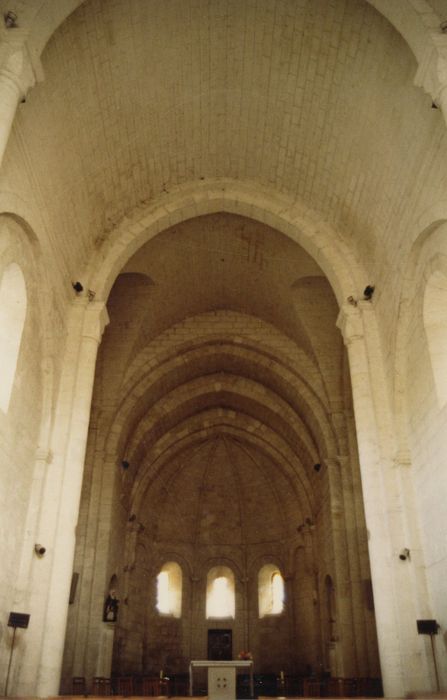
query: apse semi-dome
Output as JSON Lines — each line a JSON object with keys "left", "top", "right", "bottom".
{"left": 140, "top": 435, "right": 297, "bottom": 546}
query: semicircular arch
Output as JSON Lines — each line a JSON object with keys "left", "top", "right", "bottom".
{"left": 86, "top": 180, "right": 364, "bottom": 306}
{"left": 120, "top": 373, "right": 320, "bottom": 467}
{"left": 27, "top": 1, "right": 435, "bottom": 92}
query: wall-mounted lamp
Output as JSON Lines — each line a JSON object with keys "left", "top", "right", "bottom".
{"left": 399, "top": 548, "right": 410, "bottom": 561}
{"left": 34, "top": 544, "right": 46, "bottom": 557}
{"left": 72, "top": 281, "right": 83, "bottom": 294}
{"left": 363, "top": 285, "right": 375, "bottom": 301}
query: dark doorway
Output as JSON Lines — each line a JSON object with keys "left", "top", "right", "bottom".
{"left": 208, "top": 629, "right": 232, "bottom": 660}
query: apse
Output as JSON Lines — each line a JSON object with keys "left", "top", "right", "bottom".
{"left": 61, "top": 214, "right": 379, "bottom": 689}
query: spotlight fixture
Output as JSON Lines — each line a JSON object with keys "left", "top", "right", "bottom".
{"left": 121, "top": 460, "right": 130, "bottom": 469}
{"left": 363, "top": 285, "right": 375, "bottom": 301}
{"left": 72, "top": 281, "right": 83, "bottom": 293}
{"left": 34, "top": 544, "right": 46, "bottom": 556}
{"left": 4, "top": 11, "right": 18, "bottom": 28}
{"left": 399, "top": 548, "right": 410, "bottom": 561}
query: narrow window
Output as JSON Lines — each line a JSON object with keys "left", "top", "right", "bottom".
{"left": 156, "top": 562, "right": 182, "bottom": 617}
{"left": 258, "top": 564, "right": 285, "bottom": 617}
{"left": 206, "top": 567, "right": 235, "bottom": 619}
{"left": 0, "top": 263, "right": 27, "bottom": 413}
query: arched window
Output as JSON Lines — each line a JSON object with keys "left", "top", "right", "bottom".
{"left": 0, "top": 263, "right": 27, "bottom": 413}
{"left": 156, "top": 562, "right": 182, "bottom": 617}
{"left": 423, "top": 270, "right": 447, "bottom": 407}
{"left": 258, "top": 564, "right": 285, "bottom": 617}
{"left": 206, "top": 566, "right": 235, "bottom": 619}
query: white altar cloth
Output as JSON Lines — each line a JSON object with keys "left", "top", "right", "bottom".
{"left": 189, "top": 659, "right": 254, "bottom": 699}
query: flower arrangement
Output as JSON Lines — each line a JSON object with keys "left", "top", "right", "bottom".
{"left": 237, "top": 651, "right": 253, "bottom": 660}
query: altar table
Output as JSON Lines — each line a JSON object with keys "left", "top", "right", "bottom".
{"left": 189, "top": 659, "right": 254, "bottom": 699}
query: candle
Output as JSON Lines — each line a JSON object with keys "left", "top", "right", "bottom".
{"left": 160, "top": 670, "right": 164, "bottom": 679}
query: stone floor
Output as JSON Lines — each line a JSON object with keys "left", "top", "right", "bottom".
{"left": 1, "top": 695, "right": 447, "bottom": 700}
{"left": 1, "top": 695, "right": 446, "bottom": 700}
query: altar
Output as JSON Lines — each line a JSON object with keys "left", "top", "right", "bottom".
{"left": 189, "top": 660, "right": 254, "bottom": 700}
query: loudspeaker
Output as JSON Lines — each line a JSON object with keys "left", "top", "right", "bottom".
{"left": 8, "top": 612, "right": 30, "bottom": 629}
{"left": 417, "top": 619, "right": 439, "bottom": 635}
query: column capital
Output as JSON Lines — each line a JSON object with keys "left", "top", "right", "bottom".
{"left": 80, "top": 300, "right": 110, "bottom": 343}
{"left": 321, "top": 455, "right": 351, "bottom": 475}
{"left": 0, "top": 40, "right": 43, "bottom": 98}
{"left": 321, "top": 456, "right": 341, "bottom": 469}
{"left": 414, "top": 32, "right": 447, "bottom": 126}
{"left": 392, "top": 450, "right": 412, "bottom": 468}
{"left": 35, "top": 447, "right": 53, "bottom": 463}
{"left": 336, "top": 303, "right": 364, "bottom": 346}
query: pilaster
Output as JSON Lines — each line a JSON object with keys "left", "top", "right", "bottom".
{"left": 336, "top": 303, "right": 433, "bottom": 697}
{"left": 0, "top": 38, "right": 43, "bottom": 169}
{"left": 13, "top": 299, "right": 108, "bottom": 697}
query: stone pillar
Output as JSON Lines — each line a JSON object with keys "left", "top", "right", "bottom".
{"left": 293, "top": 538, "right": 319, "bottom": 674}
{"left": 0, "top": 42, "right": 40, "bottom": 169}
{"left": 334, "top": 454, "right": 370, "bottom": 677}
{"left": 336, "top": 302, "right": 430, "bottom": 698}
{"left": 284, "top": 573, "right": 296, "bottom": 671}
{"left": 95, "top": 625, "right": 116, "bottom": 677}
{"left": 14, "top": 299, "right": 108, "bottom": 697}
{"left": 323, "top": 457, "right": 357, "bottom": 677}
{"left": 38, "top": 300, "right": 109, "bottom": 696}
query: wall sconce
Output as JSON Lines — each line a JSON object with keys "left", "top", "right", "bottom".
{"left": 363, "top": 285, "right": 375, "bottom": 301}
